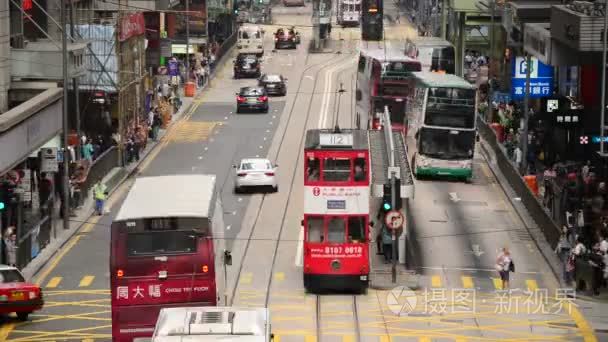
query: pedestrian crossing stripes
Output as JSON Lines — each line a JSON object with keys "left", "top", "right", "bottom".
{"left": 41, "top": 274, "right": 541, "bottom": 292}
{"left": 166, "top": 121, "right": 220, "bottom": 143}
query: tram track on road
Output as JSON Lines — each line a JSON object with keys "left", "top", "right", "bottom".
{"left": 228, "top": 38, "right": 356, "bottom": 307}
{"left": 315, "top": 294, "right": 362, "bottom": 342}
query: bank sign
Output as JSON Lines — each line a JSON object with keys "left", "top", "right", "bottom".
{"left": 511, "top": 57, "right": 554, "bottom": 100}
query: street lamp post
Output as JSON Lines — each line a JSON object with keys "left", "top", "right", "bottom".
{"left": 61, "top": 0, "right": 71, "bottom": 229}
{"left": 185, "top": 0, "right": 190, "bottom": 82}
{"left": 599, "top": 0, "right": 608, "bottom": 156}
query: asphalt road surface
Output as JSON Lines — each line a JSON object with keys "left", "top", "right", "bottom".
{"left": 0, "top": 3, "right": 604, "bottom": 342}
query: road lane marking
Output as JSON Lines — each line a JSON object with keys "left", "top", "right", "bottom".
{"left": 431, "top": 275, "right": 442, "bottom": 288}
{"left": 305, "top": 334, "right": 317, "bottom": 342}
{"left": 274, "top": 272, "right": 285, "bottom": 282}
{"left": 526, "top": 279, "right": 538, "bottom": 292}
{"left": 79, "top": 276, "right": 95, "bottom": 288}
{"left": 461, "top": 276, "right": 474, "bottom": 289}
{"left": 342, "top": 335, "right": 354, "bottom": 342}
{"left": 380, "top": 336, "right": 391, "bottom": 342}
{"left": 239, "top": 272, "right": 253, "bottom": 285}
{"left": 295, "top": 226, "right": 304, "bottom": 267}
{"left": 566, "top": 302, "right": 598, "bottom": 342}
{"left": 46, "top": 277, "right": 62, "bottom": 289}
{"left": 419, "top": 337, "right": 431, "bottom": 342}
{"left": 455, "top": 338, "right": 468, "bottom": 342}
{"left": 491, "top": 278, "right": 502, "bottom": 290}
{"left": 82, "top": 339, "right": 94, "bottom": 342}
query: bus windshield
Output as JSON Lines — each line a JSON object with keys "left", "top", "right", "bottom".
{"left": 419, "top": 128, "right": 475, "bottom": 160}
{"left": 379, "top": 83, "right": 408, "bottom": 96}
{"left": 424, "top": 87, "right": 475, "bottom": 129}
{"left": 127, "top": 231, "right": 197, "bottom": 256}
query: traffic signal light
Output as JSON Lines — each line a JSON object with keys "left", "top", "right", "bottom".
{"left": 382, "top": 180, "right": 402, "bottom": 212}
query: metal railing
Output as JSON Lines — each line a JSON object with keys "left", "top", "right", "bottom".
{"left": 79, "top": 146, "right": 119, "bottom": 205}
{"left": 15, "top": 215, "right": 51, "bottom": 269}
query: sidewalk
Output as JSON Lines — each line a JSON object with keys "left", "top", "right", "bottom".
{"left": 21, "top": 90, "right": 197, "bottom": 280}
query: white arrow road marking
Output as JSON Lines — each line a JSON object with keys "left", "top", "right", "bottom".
{"left": 449, "top": 192, "right": 460, "bottom": 202}
{"left": 226, "top": 225, "right": 231, "bottom": 230}
{"left": 295, "top": 226, "right": 304, "bottom": 267}
{"left": 304, "top": 75, "right": 314, "bottom": 80}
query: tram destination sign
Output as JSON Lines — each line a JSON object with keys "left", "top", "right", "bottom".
{"left": 319, "top": 133, "right": 353, "bottom": 147}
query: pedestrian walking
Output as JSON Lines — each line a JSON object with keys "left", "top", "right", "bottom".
{"left": 381, "top": 224, "right": 392, "bottom": 264}
{"left": 3, "top": 229, "right": 18, "bottom": 267}
{"left": 93, "top": 179, "right": 108, "bottom": 216}
{"left": 555, "top": 226, "right": 573, "bottom": 284}
{"left": 82, "top": 138, "right": 94, "bottom": 161}
{"left": 589, "top": 247, "right": 605, "bottom": 295}
{"left": 496, "top": 247, "right": 514, "bottom": 290}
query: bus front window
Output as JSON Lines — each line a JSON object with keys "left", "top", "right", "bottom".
{"left": 323, "top": 158, "right": 351, "bottom": 182}
{"left": 307, "top": 217, "right": 324, "bottom": 242}
{"left": 327, "top": 217, "right": 346, "bottom": 243}
{"left": 348, "top": 216, "right": 365, "bottom": 242}
{"left": 419, "top": 128, "right": 475, "bottom": 160}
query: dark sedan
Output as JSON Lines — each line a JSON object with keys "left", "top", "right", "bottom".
{"left": 258, "top": 74, "right": 287, "bottom": 96}
{"left": 234, "top": 54, "right": 261, "bottom": 79}
{"left": 236, "top": 87, "right": 269, "bottom": 113}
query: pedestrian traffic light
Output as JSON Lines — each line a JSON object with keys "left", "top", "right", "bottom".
{"left": 382, "top": 180, "right": 402, "bottom": 212}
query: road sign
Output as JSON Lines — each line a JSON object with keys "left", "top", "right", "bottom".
{"left": 385, "top": 210, "right": 404, "bottom": 230}
{"left": 580, "top": 136, "right": 589, "bottom": 145}
{"left": 40, "top": 147, "right": 58, "bottom": 173}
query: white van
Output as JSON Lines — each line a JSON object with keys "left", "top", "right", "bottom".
{"left": 237, "top": 25, "right": 264, "bottom": 56}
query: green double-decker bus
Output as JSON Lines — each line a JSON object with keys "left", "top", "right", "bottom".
{"left": 407, "top": 72, "right": 477, "bottom": 181}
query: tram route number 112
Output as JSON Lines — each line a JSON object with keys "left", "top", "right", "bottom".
{"left": 319, "top": 133, "right": 353, "bottom": 147}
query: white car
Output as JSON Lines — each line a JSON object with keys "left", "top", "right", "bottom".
{"left": 234, "top": 158, "right": 278, "bottom": 193}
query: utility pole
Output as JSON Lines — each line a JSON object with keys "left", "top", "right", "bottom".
{"left": 117, "top": 0, "right": 124, "bottom": 167}
{"left": 441, "top": 0, "right": 447, "bottom": 39}
{"left": 488, "top": 0, "right": 494, "bottom": 121}
{"left": 60, "top": 0, "right": 70, "bottom": 229}
{"left": 599, "top": 0, "right": 608, "bottom": 156}
{"left": 69, "top": 0, "right": 80, "bottom": 160}
{"left": 390, "top": 170, "right": 397, "bottom": 283}
{"left": 185, "top": 0, "right": 190, "bottom": 81}
{"left": 520, "top": 53, "right": 531, "bottom": 175}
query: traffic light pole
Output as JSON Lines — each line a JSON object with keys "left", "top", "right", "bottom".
{"left": 390, "top": 170, "right": 397, "bottom": 283}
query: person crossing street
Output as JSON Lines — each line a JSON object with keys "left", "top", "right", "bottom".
{"left": 93, "top": 179, "right": 108, "bottom": 216}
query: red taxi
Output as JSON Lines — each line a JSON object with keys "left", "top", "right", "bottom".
{"left": 0, "top": 265, "right": 44, "bottom": 321}
{"left": 274, "top": 28, "right": 299, "bottom": 49}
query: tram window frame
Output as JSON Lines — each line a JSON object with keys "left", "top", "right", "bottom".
{"left": 358, "top": 56, "right": 366, "bottom": 72}
{"left": 327, "top": 217, "right": 346, "bottom": 243}
{"left": 347, "top": 216, "right": 366, "bottom": 243}
{"left": 306, "top": 157, "right": 321, "bottom": 183}
{"left": 353, "top": 157, "right": 367, "bottom": 182}
{"left": 323, "top": 157, "right": 352, "bottom": 182}
{"left": 306, "top": 216, "right": 324, "bottom": 242}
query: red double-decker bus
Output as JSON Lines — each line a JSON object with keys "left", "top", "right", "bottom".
{"left": 110, "top": 174, "right": 226, "bottom": 341}
{"left": 355, "top": 44, "right": 421, "bottom": 136}
{"left": 302, "top": 129, "right": 371, "bottom": 293}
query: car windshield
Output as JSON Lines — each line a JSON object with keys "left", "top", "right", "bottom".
{"left": 241, "top": 160, "right": 271, "bottom": 170}
{"left": 238, "top": 55, "right": 257, "bottom": 63}
{"left": 264, "top": 75, "right": 282, "bottom": 82}
{"left": 241, "top": 88, "right": 265, "bottom": 96}
{"left": 0, "top": 270, "right": 25, "bottom": 283}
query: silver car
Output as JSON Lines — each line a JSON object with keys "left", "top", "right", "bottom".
{"left": 234, "top": 158, "right": 278, "bottom": 193}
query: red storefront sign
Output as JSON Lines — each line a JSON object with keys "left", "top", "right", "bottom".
{"left": 119, "top": 13, "right": 146, "bottom": 42}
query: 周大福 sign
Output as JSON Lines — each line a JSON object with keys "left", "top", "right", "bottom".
{"left": 510, "top": 56, "right": 554, "bottom": 100}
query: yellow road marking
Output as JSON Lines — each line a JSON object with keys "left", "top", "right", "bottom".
{"left": 273, "top": 335, "right": 280, "bottom": 342}
{"left": 419, "top": 337, "right": 432, "bottom": 342}
{"left": 305, "top": 335, "right": 317, "bottom": 342}
{"left": 274, "top": 272, "right": 285, "bottom": 281}
{"left": 82, "top": 339, "right": 94, "bottom": 342}
{"left": 342, "top": 335, "right": 354, "bottom": 342}
{"left": 526, "top": 279, "right": 538, "bottom": 292}
{"left": 455, "top": 338, "right": 468, "bottom": 342}
{"left": 566, "top": 302, "right": 598, "bottom": 342}
{"left": 461, "top": 276, "right": 474, "bottom": 289}
{"left": 45, "top": 277, "right": 62, "bottom": 289}
{"left": 431, "top": 275, "right": 442, "bottom": 288}
{"left": 7, "top": 324, "right": 112, "bottom": 341}
{"left": 78, "top": 276, "right": 95, "bottom": 288}
{"left": 380, "top": 336, "right": 391, "bottom": 342}
{"left": 239, "top": 272, "right": 253, "bottom": 285}
{"left": 491, "top": 277, "right": 502, "bottom": 290}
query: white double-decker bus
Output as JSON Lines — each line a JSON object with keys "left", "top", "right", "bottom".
{"left": 408, "top": 72, "right": 477, "bottom": 182}
{"left": 336, "top": 0, "right": 361, "bottom": 26}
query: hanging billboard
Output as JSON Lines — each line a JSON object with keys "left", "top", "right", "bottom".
{"left": 510, "top": 56, "right": 554, "bottom": 100}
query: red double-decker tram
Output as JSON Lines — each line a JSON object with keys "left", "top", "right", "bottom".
{"left": 303, "top": 129, "right": 371, "bottom": 293}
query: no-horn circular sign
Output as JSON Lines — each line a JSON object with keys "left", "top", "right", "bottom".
{"left": 385, "top": 210, "right": 404, "bottom": 230}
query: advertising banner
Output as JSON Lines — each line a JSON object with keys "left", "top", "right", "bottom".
{"left": 511, "top": 56, "right": 554, "bottom": 100}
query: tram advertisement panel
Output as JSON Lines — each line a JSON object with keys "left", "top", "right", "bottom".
{"left": 304, "top": 186, "right": 370, "bottom": 214}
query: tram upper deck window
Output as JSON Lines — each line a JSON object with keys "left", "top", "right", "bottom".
{"left": 354, "top": 157, "right": 366, "bottom": 182}
{"left": 307, "top": 217, "right": 324, "bottom": 242}
{"left": 327, "top": 217, "right": 346, "bottom": 243}
{"left": 323, "top": 157, "right": 351, "bottom": 182}
{"left": 348, "top": 216, "right": 365, "bottom": 242}
{"left": 306, "top": 157, "right": 320, "bottom": 182}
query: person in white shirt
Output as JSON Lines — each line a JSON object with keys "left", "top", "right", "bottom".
{"left": 496, "top": 247, "right": 513, "bottom": 290}
{"left": 514, "top": 146, "right": 522, "bottom": 168}
{"left": 573, "top": 236, "right": 587, "bottom": 256}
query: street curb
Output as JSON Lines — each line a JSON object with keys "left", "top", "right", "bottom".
{"left": 25, "top": 43, "right": 236, "bottom": 281}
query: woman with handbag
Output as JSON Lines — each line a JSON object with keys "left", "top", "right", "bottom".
{"left": 496, "top": 247, "right": 514, "bottom": 290}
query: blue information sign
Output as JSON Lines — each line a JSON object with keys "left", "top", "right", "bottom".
{"left": 327, "top": 200, "right": 346, "bottom": 210}
{"left": 511, "top": 57, "right": 554, "bottom": 100}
